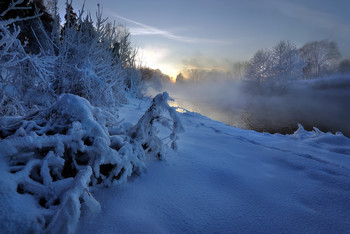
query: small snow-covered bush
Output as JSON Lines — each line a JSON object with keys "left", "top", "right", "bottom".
{"left": 0, "top": 92, "right": 183, "bottom": 233}
{"left": 128, "top": 92, "right": 184, "bottom": 157}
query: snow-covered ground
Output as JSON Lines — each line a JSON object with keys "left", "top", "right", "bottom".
{"left": 77, "top": 98, "right": 350, "bottom": 233}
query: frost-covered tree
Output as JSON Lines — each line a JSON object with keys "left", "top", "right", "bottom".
{"left": 0, "top": 0, "right": 143, "bottom": 115}
{"left": 245, "top": 49, "right": 272, "bottom": 86}
{"left": 299, "top": 40, "right": 341, "bottom": 77}
{"left": 270, "top": 40, "right": 305, "bottom": 85}
{"left": 245, "top": 41, "right": 305, "bottom": 88}
{"left": 49, "top": 2, "right": 143, "bottom": 106}
{"left": 53, "top": 3, "right": 124, "bottom": 106}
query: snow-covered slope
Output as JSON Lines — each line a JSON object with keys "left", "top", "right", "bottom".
{"left": 0, "top": 93, "right": 182, "bottom": 233}
{"left": 77, "top": 100, "right": 350, "bottom": 233}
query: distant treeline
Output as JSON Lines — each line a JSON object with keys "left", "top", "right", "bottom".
{"left": 243, "top": 40, "right": 349, "bottom": 88}
{"left": 172, "top": 40, "right": 350, "bottom": 88}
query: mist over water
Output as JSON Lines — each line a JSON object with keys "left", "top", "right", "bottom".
{"left": 149, "top": 75, "right": 350, "bottom": 137}
{"left": 165, "top": 79, "right": 249, "bottom": 128}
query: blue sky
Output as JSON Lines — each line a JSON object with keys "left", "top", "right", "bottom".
{"left": 58, "top": 0, "right": 350, "bottom": 78}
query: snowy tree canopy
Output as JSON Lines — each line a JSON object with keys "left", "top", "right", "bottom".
{"left": 299, "top": 40, "right": 341, "bottom": 78}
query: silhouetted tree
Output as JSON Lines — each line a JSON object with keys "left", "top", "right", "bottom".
{"left": 338, "top": 59, "right": 350, "bottom": 74}
{"left": 176, "top": 73, "right": 185, "bottom": 83}
{"left": 62, "top": 2, "right": 77, "bottom": 32}
{"left": 140, "top": 67, "right": 154, "bottom": 81}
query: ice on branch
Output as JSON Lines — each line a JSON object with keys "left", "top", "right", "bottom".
{"left": 0, "top": 92, "right": 183, "bottom": 233}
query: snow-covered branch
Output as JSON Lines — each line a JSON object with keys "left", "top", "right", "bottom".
{"left": 0, "top": 93, "right": 183, "bottom": 232}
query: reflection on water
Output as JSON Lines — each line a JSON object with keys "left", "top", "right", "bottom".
{"left": 168, "top": 94, "right": 350, "bottom": 137}
{"left": 168, "top": 97, "right": 249, "bottom": 129}
{"left": 161, "top": 76, "right": 350, "bottom": 137}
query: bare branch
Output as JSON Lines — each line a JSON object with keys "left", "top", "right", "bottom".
{"left": 0, "top": 13, "right": 43, "bottom": 27}
{"left": 0, "top": 0, "right": 30, "bottom": 17}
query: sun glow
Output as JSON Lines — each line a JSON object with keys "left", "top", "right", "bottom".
{"left": 157, "top": 64, "right": 179, "bottom": 82}
{"left": 139, "top": 47, "right": 179, "bottom": 82}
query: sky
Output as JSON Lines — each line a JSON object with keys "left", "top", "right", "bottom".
{"left": 57, "top": 0, "right": 350, "bottom": 78}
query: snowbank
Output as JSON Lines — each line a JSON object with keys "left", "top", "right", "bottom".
{"left": 1, "top": 93, "right": 350, "bottom": 233}
{"left": 0, "top": 92, "right": 182, "bottom": 233}
{"left": 77, "top": 105, "right": 350, "bottom": 233}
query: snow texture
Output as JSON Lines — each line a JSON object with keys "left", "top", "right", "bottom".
{"left": 76, "top": 101, "right": 350, "bottom": 233}
{"left": 0, "top": 92, "right": 182, "bottom": 233}
{"left": 1, "top": 91, "right": 349, "bottom": 233}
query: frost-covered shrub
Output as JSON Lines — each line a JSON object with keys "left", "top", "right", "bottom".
{"left": 0, "top": 92, "right": 183, "bottom": 233}
{"left": 53, "top": 6, "right": 126, "bottom": 107}
{"left": 0, "top": 1, "right": 143, "bottom": 117}
{"left": 0, "top": 24, "right": 27, "bottom": 116}
{"left": 0, "top": 1, "right": 56, "bottom": 116}
{"left": 52, "top": 3, "right": 141, "bottom": 107}
{"left": 0, "top": 22, "right": 56, "bottom": 115}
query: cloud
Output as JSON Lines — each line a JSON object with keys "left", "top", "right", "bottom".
{"left": 105, "top": 10, "right": 232, "bottom": 45}
{"left": 266, "top": 0, "right": 350, "bottom": 39}
{"left": 183, "top": 65, "right": 226, "bottom": 72}
{"left": 181, "top": 56, "right": 231, "bottom": 72}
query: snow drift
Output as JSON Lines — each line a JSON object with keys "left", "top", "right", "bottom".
{"left": 77, "top": 105, "right": 350, "bottom": 233}
{"left": 0, "top": 92, "right": 183, "bottom": 233}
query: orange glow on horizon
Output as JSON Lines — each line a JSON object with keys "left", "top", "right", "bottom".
{"left": 153, "top": 65, "right": 179, "bottom": 82}
{"left": 139, "top": 47, "right": 180, "bottom": 83}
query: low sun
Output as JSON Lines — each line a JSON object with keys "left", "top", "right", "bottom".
{"left": 139, "top": 47, "right": 179, "bottom": 82}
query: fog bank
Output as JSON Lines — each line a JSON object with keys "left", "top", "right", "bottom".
{"left": 148, "top": 75, "right": 350, "bottom": 137}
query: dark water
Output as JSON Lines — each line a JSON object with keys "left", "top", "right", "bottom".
{"left": 169, "top": 98, "right": 249, "bottom": 128}
{"left": 168, "top": 82, "right": 350, "bottom": 137}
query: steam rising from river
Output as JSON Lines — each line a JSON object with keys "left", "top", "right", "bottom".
{"left": 148, "top": 75, "right": 350, "bottom": 136}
